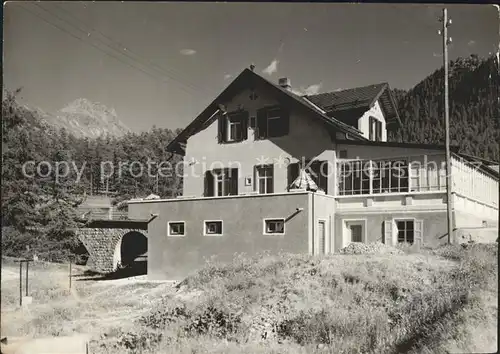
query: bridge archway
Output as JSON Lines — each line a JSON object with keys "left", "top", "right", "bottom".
{"left": 115, "top": 231, "right": 148, "bottom": 269}
{"left": 77, "top": 226, "right": 148, "bottom": 274}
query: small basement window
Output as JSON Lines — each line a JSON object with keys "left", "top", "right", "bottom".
{"left": 264, "top": 218, "right": 285, "bottom": 235}
{"left": 204, "top": 220, "right": 223, "bottom": 236}
{"left": 168, "top": 222, "right": 185, "bottom": 236}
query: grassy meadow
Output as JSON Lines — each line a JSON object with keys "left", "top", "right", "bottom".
{"left": 1, "top": 243, "right": 497, "bottom": 353}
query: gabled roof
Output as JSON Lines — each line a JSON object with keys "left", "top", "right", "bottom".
{"left": 167, "top": 68, "right": 368, "bottom": 155}
{"left": 305, "top": 83, "right": 402, "bottom": 128}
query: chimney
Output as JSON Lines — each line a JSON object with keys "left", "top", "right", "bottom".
{"left": 278, "top": 77, "right": 291, "bottom": 91}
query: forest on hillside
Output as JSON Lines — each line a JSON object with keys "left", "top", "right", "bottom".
{"left": 1, "top": 89, "right": 183, "bottom": 260}
{"left": 389, "top": 54, "right": 499, "bottom": 163}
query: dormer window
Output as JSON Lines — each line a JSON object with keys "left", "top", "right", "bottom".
{"left": 369, "top": 116, "right": 382, "bottom": 141}
{"left": 256, "top": 106, "right": 290, "bottom": 139}
{"left": 218, "top": 110, "right": 248, "bottom": 143}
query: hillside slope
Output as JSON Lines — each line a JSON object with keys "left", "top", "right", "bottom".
{"left": 391, "top": 54, "right": 499, "bottom": 162}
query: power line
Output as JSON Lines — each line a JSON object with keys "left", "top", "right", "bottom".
{"left": 52, "top": 3, "right": 215, "bottom": 96}
{"left": 19, "top": 4, "right": 205, "bottom": 98}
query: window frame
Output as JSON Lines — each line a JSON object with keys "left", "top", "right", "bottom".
{"left": 211, "top": 168, "right": 238, "bottom": 196}
{"left": 263, "top": 218, "right": 286, "bottom": 235}
{"left": 226, "top": 114, "right": 243, "bottom": 142}
{"left": 203, "top": 220, "right": 223, "bottom": 236}
{"left": 249, "top": 116, "right": 257, "bottom": 129}
{"left": 342, "top": 219, "right": 367, "bottom": 247}
{"left": 339, "top": 158, "right": 410, "bottom": 196}
{"left": 395, "top": 218, "right": 415, "bottom": 244}
{"left": 255, "top": 164, "right": 274, "bottom": 194}
{"left": 369, "top": 116, "right": 376, "bottom": 141}
{"left": 168, "top": 221, "right": 186, "bottom": 237}
{"left": 376, "top": 120, "right": 383, "bottom": 141}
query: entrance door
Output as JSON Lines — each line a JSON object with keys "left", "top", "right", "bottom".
{"left": 317, "top": 220, "right": 327, "bottom": 255}
{"left": 350, "top": 224, "right": 363, "bottom": 242}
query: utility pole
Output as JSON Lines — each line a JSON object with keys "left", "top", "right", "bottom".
{"left": 439, "top": 8, "right": 453, "bottom": 244}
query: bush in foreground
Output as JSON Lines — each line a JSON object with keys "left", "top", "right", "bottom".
{"left": 101, "top": 244, "right": 497, "bottom": 353}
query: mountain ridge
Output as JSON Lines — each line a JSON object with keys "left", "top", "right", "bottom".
{"left": 24, "top": 98, "right": 131, "bottom": 139}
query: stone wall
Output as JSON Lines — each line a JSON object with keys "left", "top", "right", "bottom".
{"left": 77, "top": 228, "right": 147, "bottom": 273}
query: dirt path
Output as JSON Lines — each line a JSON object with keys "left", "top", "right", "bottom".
{"left": 1, "top": 260, "right": 175, "bottom": 344}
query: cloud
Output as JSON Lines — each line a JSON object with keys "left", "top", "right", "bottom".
{"left": 262, "top": 59, "right": 279, "bottom": 75}
{"left": 224, "top": 74, "right": 232, "bottom": 80}
{"left": 468, "top": 40, "right": 476, "bottom": 46}
{"left": 304, "top": 83, "right": 322, "bottom": 95}
{"left": 291, "top": 83, "right": 323, "bottom": 96}
{"left": 433, "top": 52, "right": 442, "bottom": 57}
{"left": 180, "top": 49, "right": 196, "bottom": 56}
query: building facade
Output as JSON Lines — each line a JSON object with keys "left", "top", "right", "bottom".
{"left": 128, "top": 68, "right": 499, "bottom": 280}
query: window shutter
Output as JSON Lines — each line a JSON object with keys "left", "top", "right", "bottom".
{"left": 230, "top": 168, "right": 239, "bottom": 195}
{"left": 204, "top": 171, "right": 214, "bottom": 197}
{"left": 383, "top": 219, "right": 393, "bottom": 245}
{"left": 268, "top": 164, "right": 274, "bottom": 193}
{"left": 414, "top": 220, "right": 423, "bottom": 248}
{"left": 241, "top": 111, "right": 249, "bottom": 141}
{"left": 218, "top": 115, "right": 226, "bottom": 143}
{"left": 287, "top": 163, "right": 300, "bottom": 190}
{"left": 256, "top": 108, "right": 267, "bottom": 139}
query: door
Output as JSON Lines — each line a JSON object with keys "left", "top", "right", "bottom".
{"left": 317, "top": 220, "right": 327, "bottom": 255}
{"left": 350, "top": 224, "right": 363, "bottom": 242}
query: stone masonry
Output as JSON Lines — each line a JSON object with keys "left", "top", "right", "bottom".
{"left": 77, "top": 228, "right": 147, "bottom": 273}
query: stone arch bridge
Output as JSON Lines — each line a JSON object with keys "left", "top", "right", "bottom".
{"left": 76, "top": 217, "right": 155, "bottom": 274}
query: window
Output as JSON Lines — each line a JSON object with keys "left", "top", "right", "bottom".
{"left": 372, "top": 160, "right": 409, "bottom": 194}
{"left": 204, "top": 168, "right": 238, "bottom": 196}
{"left": 369, "top": 117, "right": 383, "bottom": 141}
{"left": 264, "top": 219, "right": 285, "bottom": 235}
{"left": 250, "top": 116, "right": 256, "bottom": 128}
{"left": 168, "top": 222, "right": 185, "bottom": 236}
{"left": 339, "top": 159, "right": 409, "bottom": 195}
{"left": 218, "top": 111, "right": 248, "bottom": 143}
{"left": 376, "top": 121, "right": 382, "bottom": 141}
{"left": 204, "top": 221, "right": 223, "bottom": 236}
{"left": 227, "top": 115, "right": 243, "bottom": 142}
{"left": 396, "top": 220, "right": 414, "bottom": 244}
{"left": 369, "top": 117, "right": 376, "bottom": 141}
{"left": 256, "top": 106, "right": 290, "bottom": 139}
{"left": 255, "top": 165, "right": 274, "bottom": 194}
{"left": 338, "top": 160, "right": 370, "bottom": 195}
{"left": 410, "top": 162, "right": 420, "bottom": 192}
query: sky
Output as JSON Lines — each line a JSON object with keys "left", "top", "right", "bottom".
{"left": 3, "top": 2, "right": 499, "bottom": 132}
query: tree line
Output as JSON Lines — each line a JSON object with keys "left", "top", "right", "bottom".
{"left": 390, "top": 54, "right": 499, "bottom": 163}
{"left": 1, "top": 89, "right": 182, "bottom": 261}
